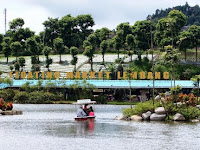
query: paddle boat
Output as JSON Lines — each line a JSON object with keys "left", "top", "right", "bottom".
{"left": 73, "top": 99, "right": 96, "bottom": 121}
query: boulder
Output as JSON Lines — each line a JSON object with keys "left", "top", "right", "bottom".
{"left": 150, "top": 113, "right": 166, "bottom": 121}
{"left": 173, "top": 113, "right": 186, "bottom": 121}
{"left": 142, "top": 111, "right": 152, "bottom": 120}
{"left": 115, "top": 116, "right": 124, "bottom": 120}
{"left": 196, "top": 105, "right": 200, "bottom": 110}
{"left": 131, "top": 115, "right": 143, "bottom": 121}
{"left": 191, "top": 119, "right": 199, "bottom": 123}
{"left": 155, "top": 107, "right": 166, "bottom": 114}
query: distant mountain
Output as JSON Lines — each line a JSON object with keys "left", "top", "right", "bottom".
{"left": 150, "top": 2, "right": 200, "bottom": 26}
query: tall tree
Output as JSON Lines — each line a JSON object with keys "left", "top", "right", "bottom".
{"left": 113, "top": 35, "right": 121, "bottom": 59}
{"left": 43, "top": 17, "right": 59, "bottom": 49}
{"left": 126, "top": 34, "right": 134, "bottom": 62}
{"left": 187, "top": 25, "right": 200, "bottom": 63}
{"left": 100, "top": 40, "right": 108, "bottom": 65}
{"left": 10, "top": 41, "right": 22, "bottom": 60}
{"left": 70, "top": 46, "right": 79, "bottom": 71}
{"left": 154, "top": 10, "right": 187, "bottom": 48}
{"left": 116, "top": 22, "right": 132, "bottom": 51}
{"left": 43, "top": 46, "right": 52, "bottom": 71}
{"left": 133, "top": 20, "right": 153, "bottom": 61}
{"left": 53, "top": 38, "right": 66, "bottom": 63}
{"left": 83, "top": 34, "right": 97, "bottom": 70}
{"left": 9, "top": 18, "right": 24, "bottom": 31}
{"left": 26, "top": 36, "right": 40, "bottom": 60}
{"left": 164, "top": 45, "right": 180, "bottom": 88}
{"left": 76, "top": 14, "right": 95, "bottom": 46}
{"left": 2, "top": 37, "right": 12, "bottom": 63}
{"left": 178, "top": 31, "right": 193, "bottom": 61}
{"left": 84, "top": 45, "right": 95, "bottom": 71}
{"left": 95, "top": 27, "right": 111, "bottom": 47}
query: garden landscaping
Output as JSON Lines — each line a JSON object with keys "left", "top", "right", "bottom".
{"left": 120, "top": 88, "right": 200, "bottom": 122}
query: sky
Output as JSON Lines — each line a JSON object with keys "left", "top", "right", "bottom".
{"left": 0, "top": 0, "right": 199, "bottom": 34}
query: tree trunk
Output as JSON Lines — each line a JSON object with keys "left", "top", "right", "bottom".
{"left": 60, "top": 54, "right": 62, "bottom": 63}
{"left": 138, "top": 54, "right": 142, "bottom": 62}
{"left": 7, "top": 57, "right": 8, "bottom": 64}
{"left": 117, "top": 49, "right": 119, "bottom": 59}
{"left": 185, "top": 51, "right": 186, "bottom": 62}
{"left": 74, "top": 64, "right": 76, "bottom": 72}
{"left": 196, "top": 45, "right": 198, "bottom": 64}
{"left": 91, "top": 57, "right": 93, "bottom": 71}
{"left": 152, "top": 52, "right": 155, "bottom": 105}
{"left": 103, "top": 54, "right": 105, "bottom": 65}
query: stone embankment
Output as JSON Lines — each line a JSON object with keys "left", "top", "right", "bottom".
{"left": 116, "top": 106, "right": 200, "bottom": 122}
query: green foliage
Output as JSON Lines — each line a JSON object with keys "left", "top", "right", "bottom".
{"left": 10, "top": 66, "right": 14, "bottom": 71}
{"left": 1, "top": 37, "right": 12, "bottom": 63}
{"left": 70, "top": 46, "right": 78, "bottom": 71}
{"left": 13, "top": 91, "right": 29, "bottom": 103}
{"left": 151, "top": 3, "right": 200, "bottom": 26}
{"left": 19, "top": 57, "right": 26, "bottom": 69}
{"left": 123, "top": 100, "right": 161, "bottom": 117}
{"left": 93, "top": 94, "right": 107, "bottom": 104}
{"left": 26, "top": 36, "right": 40, "bottom": 56}
{"left": 0, "top": 89, "right": 15, "bottom": 102}
{"left": 9, "top": 18, "right": 24, "bottom": 30}
{"left": 54, "top": 38, "right": 66, "bottom": 62}
{"left": 177, "top": 106, "right": 200, "bottom": 120}
{"left": 10, "top": 41, "right": 22, "bottom": 59}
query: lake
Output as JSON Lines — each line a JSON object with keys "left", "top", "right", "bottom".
{"left": 0, "top": 104, "right": 200, "bottom": 150}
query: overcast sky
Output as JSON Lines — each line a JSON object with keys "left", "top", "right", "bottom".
{"left": 0, "top": 0, "right": 199, "bottom": 34}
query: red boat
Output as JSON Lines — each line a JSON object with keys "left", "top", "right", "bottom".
{"left": 73, "top": 99, "right": 96, "bottom": 121}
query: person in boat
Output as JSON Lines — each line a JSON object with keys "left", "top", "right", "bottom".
{"left": 77, "top": 106, "right": 87, "bottom": 117}
{"left": 89, "top": 106, "right": 95, "bottom": 116}
{"left": 83, "top": 104, "right": 90, "bottom": 116}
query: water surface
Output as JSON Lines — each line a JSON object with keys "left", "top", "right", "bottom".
{"left": 0, "top": 104, "right": 199, "bottom": 150}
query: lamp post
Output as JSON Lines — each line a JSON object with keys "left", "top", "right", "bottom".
{"left": 197, "top": 78, "right": 199, "bottom": 104}
{"left": 147, "top": 15, "right": 155, "bottom": 105}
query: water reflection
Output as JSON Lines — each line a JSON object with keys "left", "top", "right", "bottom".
{"left": 75, "top": 120, "right": 95, "bottom": 135}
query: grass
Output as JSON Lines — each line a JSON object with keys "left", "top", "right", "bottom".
{"left": 52, "top": 100, "right": 139, "bottom": 105}
{"left": 106, "top": 101, "right": 139, "bottom": 105}
{"left": 52, "top": 100, "right": 76, "bottom": 104}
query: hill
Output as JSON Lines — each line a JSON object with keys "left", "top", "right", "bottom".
{"left": 150, "top": 2, "right": 200, "bottom": 26}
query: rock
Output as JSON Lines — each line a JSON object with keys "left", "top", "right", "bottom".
{"left": 173, "top": 113, "right": 186, "bottom": 121}
{"left": 196, "top": 105, "right": 200, "bottom": 110}
{"left": 191, "top": 119, "right": 199, "bottom": 123}
{"left": 155, "top": 107, "right": 166, "bottom": 114}
{"left": 177, "top": 102, "right": 183, "bottom": 106}
{"left": 150, "top": 113, "right": 166, "bottom": 121}
{"left": 131, "top": 115, "right": 143, "bottom": 121}
{"left": 142, "top": 111, "right": 152, "bottom": 120}
{"left": 115, "top": 116, "right": 124, "bottom": 120}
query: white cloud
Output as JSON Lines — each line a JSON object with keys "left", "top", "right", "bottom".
{"left": 0, "top": 0, "right": 199, "bottom": 34}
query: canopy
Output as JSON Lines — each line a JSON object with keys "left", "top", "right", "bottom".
{"left": 72, "top": 99, "right": 96, "bottom": 105}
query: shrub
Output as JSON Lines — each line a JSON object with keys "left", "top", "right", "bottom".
{"left": 0, "top": 89, "right": 15, "bottom": 102}
{"left": 27, "top": 91, "right": 45, "bottom": 104}
{"left": 123, "top": 100, "right": 161, "bottom": 117}
{"left": 14, "top": 91, "right": 29, "bottom": 103}
{"left": 94, "top": 94, "right": 107, "bottom": 104}
{"left": 177, "top": 106, "right": 200, "bottom": 120}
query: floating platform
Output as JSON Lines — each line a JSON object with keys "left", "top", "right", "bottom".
{"left": 0, "top": 110, "right": 23, "bottom": 115}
